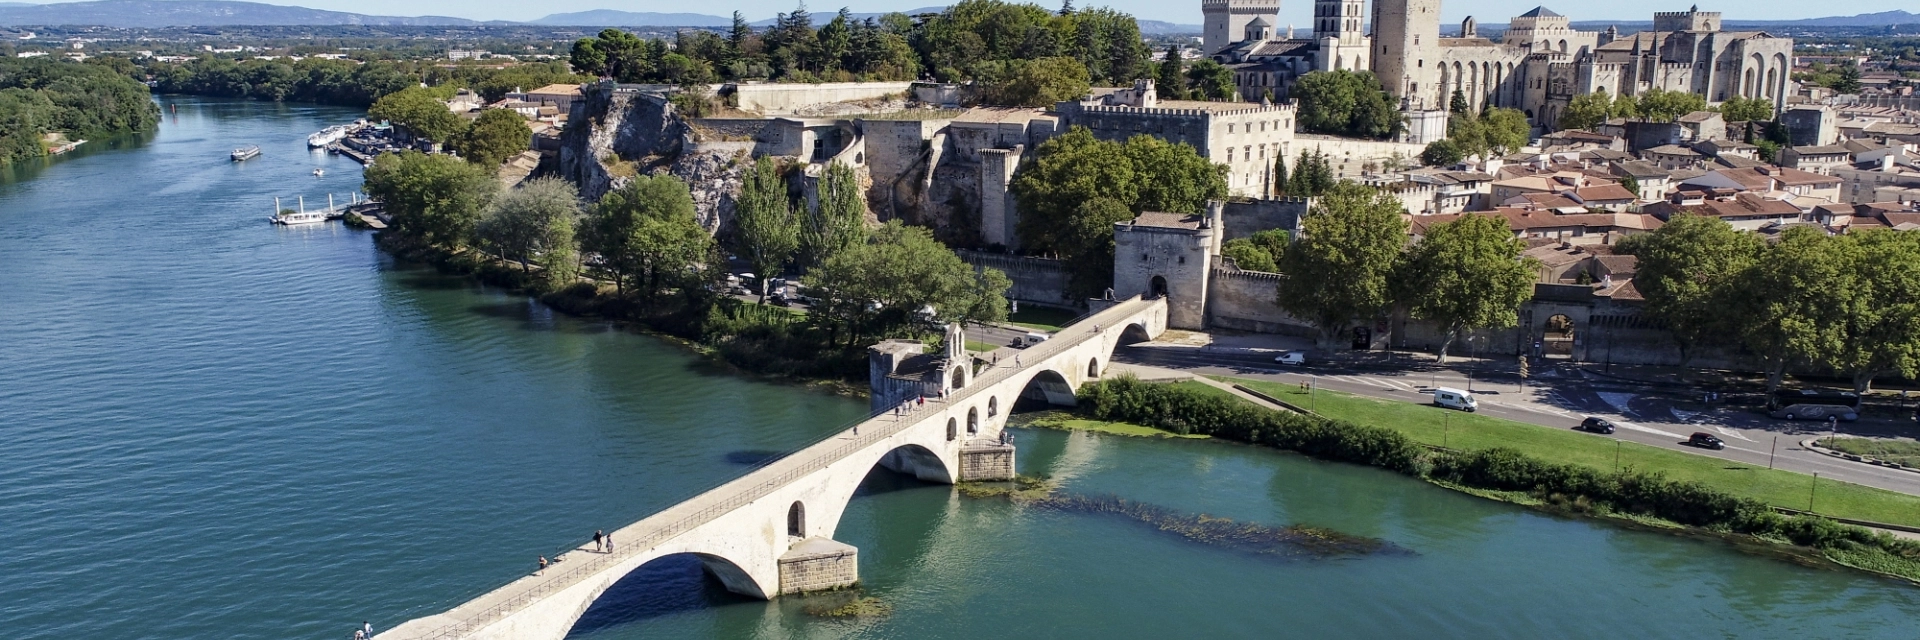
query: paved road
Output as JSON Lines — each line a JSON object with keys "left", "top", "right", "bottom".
{"left": 1114, "top": 345, "right": 1920, "bottom": 500}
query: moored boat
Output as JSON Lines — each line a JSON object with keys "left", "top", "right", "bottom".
{"left": 231, "top": 146, "right": 261, "bottom": 162}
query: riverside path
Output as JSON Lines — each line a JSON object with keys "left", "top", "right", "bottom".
{"left": 376, "top": 296, "right": 1168, "bottom": 640}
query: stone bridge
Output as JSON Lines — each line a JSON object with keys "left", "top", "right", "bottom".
{"left": 377, "top": 296, "right": 1168, "bottom": 640}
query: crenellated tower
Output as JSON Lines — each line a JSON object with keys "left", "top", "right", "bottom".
{"left": 1370, "top": 0, "right": 1442, "bottom": 108}
{"left": 1314, "top": 0, "right": 1366, "bottom": 46}
{"left": 1203, "top": 0, "right": 1281, "bottom": 53}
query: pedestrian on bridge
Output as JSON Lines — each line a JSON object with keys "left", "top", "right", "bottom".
{"left": 538, "top": 556, "right": 549, "bottom": 575}
{"left": 363, "top": 621, "right": 372, "bottom": 638}
{"left": 606, "top": 533, "right": 614, "bottom": 553}
{"left": 353, "top": 630, "right": 366, "bottom": 640}
{"left": 593, "top": 530, "right": 605, "bottom": 552}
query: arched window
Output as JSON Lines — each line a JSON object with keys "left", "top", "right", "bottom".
{"left": 947, "top": 417, "right": 957, "bottom": 441}
{"left": 787, "top": 502, "right": 805, "bottom": 538}
{"left": 1088, "top": 358, "right": 1101, "bottom": 378}
{"left": 988, "top": 397, "right": 999, "bottom": 417}
{"left": 967, "top": 407, "right": 979, "bottom": 434}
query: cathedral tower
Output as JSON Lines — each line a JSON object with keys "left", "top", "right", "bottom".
{"left": 1370, "top": 0, "right": 1442, "bottom": 108}
{"left": 1203, "top": 0, "right": 1281, "bottom": 53}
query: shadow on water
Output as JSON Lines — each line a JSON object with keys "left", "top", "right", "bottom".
{"left": 564, "top": 554, "right": 758, "bottom": 638}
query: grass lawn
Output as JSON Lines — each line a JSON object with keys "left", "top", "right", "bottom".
{"left": 1825, "top": 437, "right": 1920, "bottom": 468}
{"left": 1020, "top": 381, "right": 1228, "bottom": 439}
{"left": 1006, "top": 305, "right": 1080, "bottom": 331}
{"left": 1223, "top": 376, "right": 1920, "bottom": 528}
{"left": 965, "top": 340, "right": 1001, "bottom": 354}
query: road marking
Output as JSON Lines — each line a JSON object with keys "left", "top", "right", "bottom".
{"left": 1671, "top": 408, "right": 1701, "bottom": 422}
{"left": 1714, "top": 426, "right": 1754, "bottom": 442}
{"left": 1372, "top": 377, "right": 1417, "bottom": 391}
{"left": 1614, "top": 420, "right": 1686, "bottom": 439}
{"left": 1597, "top": 392, "right": 1638, "bottom": 416}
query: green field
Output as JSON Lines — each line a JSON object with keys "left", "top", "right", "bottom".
{"left": 1223, "top": 376, "right": 1920, "bottom": 528}
{"left": 1824, "top": 437, "right": 1920, "bottom": 469}
{"left": 965, "top": 340, "right": 1001, "bottom": 354}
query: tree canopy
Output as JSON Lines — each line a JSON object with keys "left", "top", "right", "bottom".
{"left": 474, "top": 177, "right": 580, "bottom": 287}
{"left": 731, "top": 156, "right": 800, "bottom": 300}
{"left": 1635, "top": 88, "right": 1708, "bottom": 123}
{"left": 980, "top": 56, "right": 1091, "bottom": 107}
{"left": 0, "top": 57, "right": 160, "bottom": 165}
{"left": 1445, "top": 107, "right": 1530, "bottom": 161}
{"left": 1291, "top": 70, "right": 1403, "bottom": 139}
{"left": 1009, "top": 127, "right": 1227, "bottom": 295}
{"left": 1399, "top": 213, "right": 1536, "bottom": 362}
{"left": 1222, "top": 229, "right": 1288, "bottom": 273}
{"left": 568, "top": 1, "right": 1146, "bottom": 87}
{"left": 1615, "top": 213, "right": 1762, "bottom": 374}
{"left": 581, "top": 174, "right": 712, "bottom": 297}
{"left": 801, "top": 160, "right": 867, "bottom": 268}
{"left": 369, "top": 86, "right": 469, "bottom": 143}
{"left": 452, "top": 108, "right": 531, "bottom": 168}
{"left": 362, "top": 151, "right": 499, "bottom": 252}
{"left": 805, "top": 221, "right": 1012, "bottom": 345}
{"left": 1275, "top": 182, "right": 1409, "bottom": 347}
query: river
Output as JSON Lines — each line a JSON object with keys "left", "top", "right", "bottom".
{"left": 0, "top": 96, "right": 1915, "bottom": 639}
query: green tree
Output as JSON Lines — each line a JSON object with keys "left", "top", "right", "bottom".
{"left": 582, "top": 175, "right": 712, "bottom": 298}
{"left": 1617, "top": 213, "right": 1762, "bottom": 375}
{"left": 1155, "top": 44, "right": 1186, "bottom": 101}
{"left": 1717, "top": 95, "right": 1775, "bottom": 123}
{"left": 452, "top": 108, "right": 531, "bottom": 167}
{"left": 1271, "top": 152, "right": 1289, "bottom": 196}
{"left": 1286, "top": 149, "right": 1336, "bottom": 197}
{"left": 475, "top": 177, "right": 580, "bottom": 285}
{"left": 1420, "top": 138, "right": 1464, "bottom": 167}
{"left": 1399, "top": 213, "right": 1536, "bottom": 362}
{"left": 1447, "top": 107, "right": 1530, "bottom": 160}
{"left": 1009, "top": 127, "right": 1226, "bottom": 295}
{"left": 982, "top": 56, "right": 1091, "bottom": 107}
{"left": 805, "top": 221, "right": 1012, "bottom": 345}
{"left": 1276, "top": 183, "right": 1409, "bottom": 348}
{"left": 1834, "top": 62, "right": 1864, "bottom": 94}
{"left": 1635, "top": 88, "right": 1708, "bottom": 123}
{"left": 1558, "top": 90, "right": 1615, "bottom": 131}
{"left": 1292, "top": 70, "right": 1403, "bottom": 139}
{"left": 732, "top": 156, "right": 799, "bottom": 301}
{"left": 362, "top": 151, "right": 499, "bottom": 251}
{"left": 1832, "top": 231, "right": 1920, "bottom": 392}
{"left": 1185, "top": 59, "right": 1237, "bottom": 101}
{"left": 1728, "top": 227, "right": 1852, "bottom": 392}
{"left": 802, "top": 160, "right": 867, "bottom": 268}
{"left": 369, "top": 86, "right": 469, "bottom": 143}
{"left": 1449, "top": 89, "right": 1470, "bottom": 114}
{"left": 1222, "top": 229, "right": 1288, "bottom": 272}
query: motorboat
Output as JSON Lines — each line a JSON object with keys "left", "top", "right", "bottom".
{"left": 231, "top": 146, "right": 261, "bottom": 161}
{"left": 307, "top": 125, "right": 350, "bottom": 148}
{"left": 312, "top": 169, "right": 325, "bottom": 177}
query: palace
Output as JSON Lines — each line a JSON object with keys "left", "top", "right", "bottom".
{"left": 1205, "top": 2, "right": 1793, "bottom": 132}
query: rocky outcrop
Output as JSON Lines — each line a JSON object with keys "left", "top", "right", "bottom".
{"left": 559, "top": 83, "right": 750, "bottom": 234}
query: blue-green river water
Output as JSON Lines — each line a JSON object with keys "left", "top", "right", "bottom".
{"left": 1, "top": 96, "right": 1916, "bottom": 639}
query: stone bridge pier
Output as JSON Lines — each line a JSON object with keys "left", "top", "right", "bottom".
{"left": 376, "top": 297, "right": 1167, "bottom": 640}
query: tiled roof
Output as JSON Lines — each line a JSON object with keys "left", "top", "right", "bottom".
{"left": 1517, "top": 6, "right": 1562, "bottom": 17}
{"left": 1576, "top": 184, "right": 1640, "bottom": 201}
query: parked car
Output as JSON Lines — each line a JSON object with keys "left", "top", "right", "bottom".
{"left": 1688, "top": 432, "right": 1726, "bottom": 450}
{"left": 1272, "top": 350, "right": 1307, "bottom": 365}
{"left": 1577, "top": 417, "right": 1615, "bottom": 434}
{"left": 1431, "top": 387, "right": 1477, "bottom": 412}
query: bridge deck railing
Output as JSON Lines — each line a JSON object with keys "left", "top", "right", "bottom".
{"left": 392, "top": 297, "right": 1157, "bottom": 640}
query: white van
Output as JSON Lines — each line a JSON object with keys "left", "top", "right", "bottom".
{"left": 1432, "top": 387, "right": 1477, "bottom": 412}
{"left": 1013, "top": 332, "right": 1050, "bottom": 348}
{"left": 1272, "top": 350, "right": 1307, "bottom": 365}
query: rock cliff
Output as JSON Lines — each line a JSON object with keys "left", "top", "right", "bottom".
{"left": 558, "top": 84, "right": 748, "bottom": 234}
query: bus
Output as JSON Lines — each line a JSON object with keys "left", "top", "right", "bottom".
{"left": 1766, "top": 389, "right": 1861, "bottom": 421}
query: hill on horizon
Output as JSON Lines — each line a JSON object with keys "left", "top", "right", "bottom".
{"left": 0, "top": 0, "right": 479, "bottom": 27}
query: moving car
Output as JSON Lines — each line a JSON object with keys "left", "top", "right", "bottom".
{"left": 1687, "top": 432, "right": 1726, "bottom": 450}
{"left": 1431, "top": 387, "right": 1477, "bottom": 412}
{"left": 1272, "top": 350, "right": 1307, "bottom": 365}
{"left": 1011, "top": 332, "right": 1049, "bottom": 348}
{"left": 1577, "top": 417, "right": 1615, "bottom": 434}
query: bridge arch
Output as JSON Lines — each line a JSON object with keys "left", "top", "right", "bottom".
{"left": 1014, "top": 368, "right": 1078, "bottom": 408}
{"left": 950, "top": 365, "right": 968, "bottom": 389}
{"left": 1117, "top": 322, "right": 1152, "bottom": 346}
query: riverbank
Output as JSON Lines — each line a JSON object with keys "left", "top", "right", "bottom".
{"left": 374, "top": 235, "right": 872, "bottom": 395}
{"left": 1068, "top": 376, "right": 1920, "bottom": 586}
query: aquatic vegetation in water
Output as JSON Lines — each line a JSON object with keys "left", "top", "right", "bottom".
{"left": 803, "top": 595, "right": 892, "bottom": 618}
{"left": 1030, "top": 493, "right": 1405, "bottom": 560}
{"left": 960, "top": 475, "right": 1401, "bottom": 560}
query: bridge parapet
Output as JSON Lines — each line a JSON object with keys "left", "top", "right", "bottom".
{"left": 377, "top": 296, "right": 1166, "bottom": 640}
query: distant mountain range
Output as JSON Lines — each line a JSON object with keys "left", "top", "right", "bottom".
{"left": 0, "top": 0, "right": 480, "bottom": 27}
{"left": 0, "top": 1, "right": 1900, "bottom": 31}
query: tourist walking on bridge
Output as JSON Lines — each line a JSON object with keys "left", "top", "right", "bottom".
{"left": 363, "top": 621, "right": 372, "bottom": 638}
{"left": 605, "top": 533, "right": 614, "bottom": 553}
{"left": 593, "top": 530, "right": 604, "bottom": 553}
{"left": 538, "top": 556, "right": 549, "bottom": 575}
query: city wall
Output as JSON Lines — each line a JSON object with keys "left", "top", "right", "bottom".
{"left": 731, "top": 82, "right": 915, "bottom": 115}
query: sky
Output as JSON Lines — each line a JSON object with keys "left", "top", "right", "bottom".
{"left": 9, "top": 0, "right": 1911, "bottom": 26}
